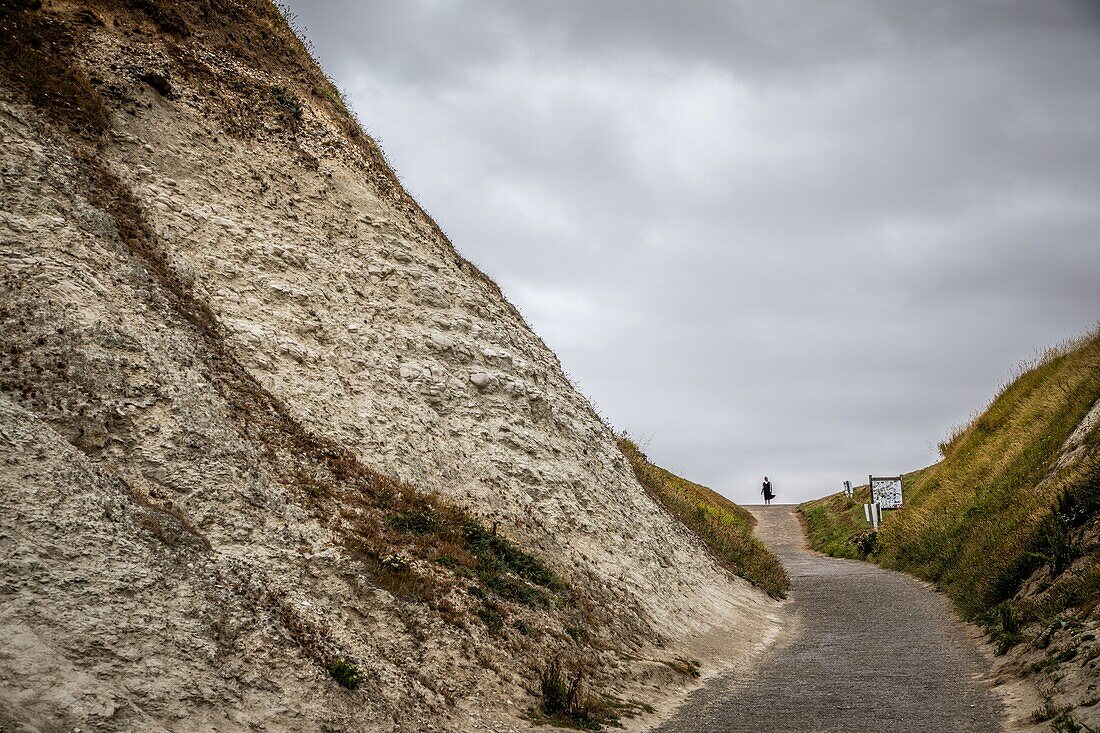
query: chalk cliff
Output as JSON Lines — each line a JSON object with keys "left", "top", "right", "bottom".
{"left": 0, "top": 2, "right": 776, "bottom": 730}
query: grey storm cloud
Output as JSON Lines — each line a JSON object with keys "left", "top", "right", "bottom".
{"left": 283, "top": 0, "right": 1100, "bottom": 503}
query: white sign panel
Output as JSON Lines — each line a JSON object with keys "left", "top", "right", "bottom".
{"left": 870, "top": 476, "right": 903, "bottom": 509}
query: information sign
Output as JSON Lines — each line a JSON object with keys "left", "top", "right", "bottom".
{"left": 869, "top": 475, "right": 903, "bottom": 509}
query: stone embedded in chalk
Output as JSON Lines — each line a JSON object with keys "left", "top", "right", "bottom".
{"left": 429, "top": 332, "right": 452, "bottom": 350}
{"left": 469, "top": 372, "right": 492, "bottom": 390}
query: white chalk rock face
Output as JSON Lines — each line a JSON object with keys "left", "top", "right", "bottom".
{"left": 0, "top": 5, "right": 775, "bottom": 731}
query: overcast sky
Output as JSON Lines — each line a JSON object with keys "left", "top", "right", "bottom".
{"left": 283, "top": 0, "right": 1100, "bottom": 504}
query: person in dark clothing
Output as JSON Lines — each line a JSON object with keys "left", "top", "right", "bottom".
{"left": 761, "top": 476, "right": 775, "bottom": 505}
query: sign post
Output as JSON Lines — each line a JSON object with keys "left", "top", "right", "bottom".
{"left": 863, "top": 502, "right": 881, "bottom": 529}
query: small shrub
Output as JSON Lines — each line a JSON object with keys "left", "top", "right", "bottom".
{"left": 564, "top": 625, "right": 589, "bottom": 645}
{"left": 327, "top": 659, "right": 362, "bottom": 690}
{"left": 1056, "top": 470, "right": 1100, "bottom": 528}
{"left": 664, "top": 657, "right": 701, "bottom": 678}
{"left": 539, "top": 658, "right": 578, "bottom": 716}
{"left": 463, "top": 522, "right": 557, "bottom": 588}
{"left": 272, "top": 84, "right": 302, "bottom": 121}
{"left": 1031, "top": 508, "right": 1082, "bottom": 577}
{"left": 481, "top": 571, "right": 549, "bottom": 607}
{"left": 851, "top": 530, "right": 879, "bottom": 558}
{"left": 1033, "top": 702, "right": 1068, "bottom": 723}
{"left": 433, "top": 554, "right": 460, "bottom": 569}
{"left": 319, "top": 81, "right": 350, "bottom": 115}
{"left": 537, "top": 658, "right": 608, "bottom": 730}
{"left": 512, "top": 618, "right": 531, "bottom": 635}
{"left": 459, "top": 521, "right": 563, "bottom": 606}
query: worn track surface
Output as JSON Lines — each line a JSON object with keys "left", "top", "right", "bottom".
{"left": 656, "top": 504, "right": 1005, "bottom": 733}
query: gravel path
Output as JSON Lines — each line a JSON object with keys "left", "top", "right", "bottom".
{"left": 656, "top": 504, "right": 1005, "bottom": 732}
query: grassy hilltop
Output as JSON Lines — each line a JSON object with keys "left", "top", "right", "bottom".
{"left": 619, "top": 438, "right": 790, "bottom": 599}
{"left": 801, "top": 328, "right": 1100, "bottom": 727}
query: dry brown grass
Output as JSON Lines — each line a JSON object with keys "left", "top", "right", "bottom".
{"left": 130, "top": 484, "right": 213, "bottom": 552}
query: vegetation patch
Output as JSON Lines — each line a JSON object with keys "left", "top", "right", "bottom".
{"left": 462, "top": 521, "right": 559, "bottom": 588}
{"left": 327, "top": 659, "right": 362, "bottom": 690}
{"left": 1050, "top": 710, "right": 1099, "bottom": 733}
{"left": 662, "top": 656, "right": 702, "bottom": 678}
{"left": 374, "top": 503, "right": 562, "bottom": 608}
{"left": 0, "top": 1, "right": 108, "bottom": 139}
{"left": 384, "top": 509, "right": 438, "bottom": 535}
{"left": 619, "top": 437, "right": 789, "bottom": 598}
{"left": 799, "top": 490, "right": 876, "bottom": 560}
{"left": 990, "top": 603, "right": 1022, "bottom": 655}
{"left": 475, "top": 599, "right": 505, "bottom": 634}
{"left": 533, "top": 657, "right": 615, "bottom": 730}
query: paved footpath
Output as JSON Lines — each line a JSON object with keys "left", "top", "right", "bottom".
{"left": 656, "top": 504, "right": 1004, "bottom": 733}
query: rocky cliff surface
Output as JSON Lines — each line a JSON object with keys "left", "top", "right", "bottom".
{"left": 0, "top": 2, "right": 776, "bottom": 731}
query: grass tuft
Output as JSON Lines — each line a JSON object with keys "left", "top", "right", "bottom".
{"left": 991, "top": 603, "right": 1022, "bottom": 655}
{"left": 535, "top": 658, "right": 613, "bottom": 730}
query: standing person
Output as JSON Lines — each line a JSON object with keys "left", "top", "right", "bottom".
{"left": 762, "top": 476, "right": 775, "bottom": 505}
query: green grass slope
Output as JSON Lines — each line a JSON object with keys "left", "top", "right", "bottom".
{"left": 619, "top": 438, "right": 789, "bottom": 599}
{"left": 803, "top": 330, "right": 1100, "bottom": 617}
{"left": 800, "top": 329, "right": 1100, "bottom": 727}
